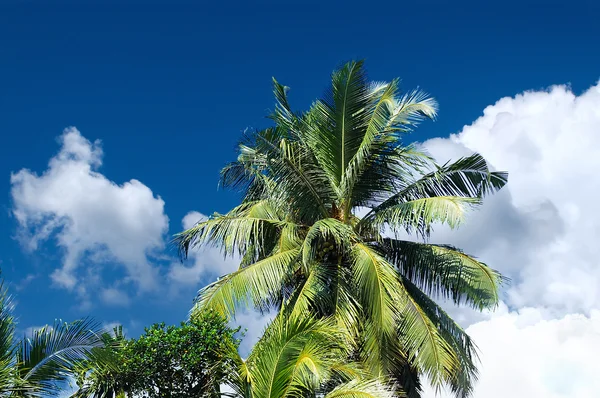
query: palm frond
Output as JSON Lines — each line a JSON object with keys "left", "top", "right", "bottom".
{"left": 17, "top": 318, "right": 104, "bottom": 396}
{"left": 373, "top": 196, "right": 481, "bottom": 235}
{"left": 70, "top": 326, "right": 128, "bottom": 398}
{"left": 401, "top": 278, "right": 479, "bottom": 398}
{"left": 350, "top": 243, "right": 404, "bottom": 376}
{"left": 0, "top": 284, "right": 17, "bottom": 395}
{"left": 340, "top": 79, "right": 398, "bottom": 217}
{"left": 192, "top": 247, "right": 301, "bottom": 318}
{"left": 360, "top": 153, "right": 507, "bottom": 236}
{"left": 383, "top": 239, "right": 505, "bottom": 309}
{"left": 394, "top": 281, "right": 462, "bottom": 392}
{"left": 246, "top": 314, "right": 352, "bottom": 398}
{"left": 324, "top": 379, "right": 399, "bottom": 398}
{"left": 300, "top": 60, "right": 371, "bottom": 191}
{"left": 175, "top": 200, "right": 298, "bottom": 259}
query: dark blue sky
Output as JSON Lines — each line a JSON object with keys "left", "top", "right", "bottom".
{"left": 1, "top": 0, "right": 598, "bottom": 335}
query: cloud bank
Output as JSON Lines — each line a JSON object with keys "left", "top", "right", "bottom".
{"left": 421, "top": 82, "right": 600, "bottom": 397}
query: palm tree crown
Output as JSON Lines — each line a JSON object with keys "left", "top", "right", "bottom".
{"left": 176, "top": 60, "right": 508, "bottom": 398}
{"left": 0, "top": 282, "right": 104, "bottom": 397}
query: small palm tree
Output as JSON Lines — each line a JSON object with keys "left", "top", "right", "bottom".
{"left": 69, "top": 326, "right": 127, "bottom": 398}
{"left": 0, "top": 282, "right": 104, "bottom": 397}
{"left": 176, "top": 60, "right": 507, "bottom": 397}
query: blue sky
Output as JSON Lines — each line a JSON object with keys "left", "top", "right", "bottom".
{"left": 2, "top": 1, "right": 600, "bottom": 396}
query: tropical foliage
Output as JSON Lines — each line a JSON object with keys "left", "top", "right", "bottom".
{"left": 72, "top": 310, "right": 395, "bottom": 398}
{"left": 0, "top": 281, "right": 104, "bottom": 397}
{"left": 71, "top": 310, "right": 240, "bottom": 398}
{"left": 176, "top": 60, "right": 508, "bottom": 397}
{"left": 227, "top": 312, "right": 395, "bottom": 398}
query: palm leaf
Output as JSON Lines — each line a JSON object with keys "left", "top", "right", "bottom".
{"left": 383, "top": 239, "right": 505, "bottom": 309}
{"left": 175, "top": 200, "right": 298, "bottom": 259}
{"left": 324, "top": 379, "right": 399, "bottom": 398}
{"left": 17, "top": 318, "right": 104, "bottom": 396}
{"left": 372, "top": 196, "right": 481, "bottom": 235}
{"left": 360, "top": 153, "right": 507, "bottom": 236}
{"left": 246, "top": 314, "right": 352, "bottom": 398}
{"left": 401, "top": 278, "right": 478, "bottom": 398}
{"left": 192, "top": 247, "right": 301, "bottom": 318}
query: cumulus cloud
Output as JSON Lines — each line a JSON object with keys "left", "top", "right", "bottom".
{"left": 423, "top": 82, "right": 600, "bottom": 316}
{"left": 167, "top": 211, "right": 238, "bottom": 286}
{"left": 423, "top": 309, "right": 600, "bottom": 398}
{"left": 420, "top": 82, "right": 600, "bottom": 396}
{"left": 10, "top": 128, "right": 169, "bottom": 296}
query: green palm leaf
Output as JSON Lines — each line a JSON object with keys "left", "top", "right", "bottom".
{"left": 17, "top": 318, "right": 104, "bottom": 396}
{"left": 193, "top": 247, "right": 301, "bottom": 318}
{"left": 324, "top": 379, "right": 398, "bottom": 398}
{"left": 383, "top": 239, "right": 505, "bottom": 309}
{"left": 360, "top": 153, "right": 507, "bottom": 237}
{"left": 245, "top": 314, "right": 352, "bottom": 398}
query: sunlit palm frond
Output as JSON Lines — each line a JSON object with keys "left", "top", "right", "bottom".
{"left": 175, "top": 200, "right": 297, "bottom": 259}
{"left": 372, "top": 196, "right": 481, "bottom": 236}
{"left": 245, "top": 314, "right": 352, "bottom": 398}
{"left": 391, "top": 89, "right": 438, "bottom": 128}
{"left": 297, "top": 60, "right": 371, "bottom": 193}
{"left": 192, "top": 247, "right": 302, "bottom": 318}
{"left": 324, "top": 378, "right": 399, "bottom": 398}
{"left": 350, "top": 244, "right": 400, "bottom": 338}
{"left": 340, "top": 79, "right": 398, "bottom": 218}
{"left": 350, "top": 243, "right": 406, "bottom": 377}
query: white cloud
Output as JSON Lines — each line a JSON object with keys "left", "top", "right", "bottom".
{"left": 100, "top": 287, "right": 131, "bottom": 307}
{"left": 10, "top": 128, "right": 169, "bottom": 296}
{"left": 420, "top": 82, "right": 600, "bottom": 397}
{"left": 233, "top": 310, "right": 274, "bottom": 358}
{"left": 422, "top": 82, "right": 600, "bottom": 316}
{"left": 423, "top": 309, "right": 600, "bottom": 398}
{"left": 167, "top": 211, "right": 239, "bottom": 286}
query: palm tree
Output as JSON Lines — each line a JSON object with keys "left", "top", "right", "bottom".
{"left": 176, "top": 60, "right": 508, "bottom": 397}
{"left": 69, "top": 326, "right": 127, "bottom": 398}
{"left": 0, "top": 282, "right": 104, "bottom": 397}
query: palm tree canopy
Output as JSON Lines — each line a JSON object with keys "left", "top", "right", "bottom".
{"left": 0, "top": 280, "right": 105, "bottom": 397}
{"left": 176, "top": 60, "right": 508, "bottom": 398}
